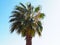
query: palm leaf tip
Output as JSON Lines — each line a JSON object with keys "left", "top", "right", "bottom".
{"left": 36, "top": 27, "right": 41, "bottom": 36}
{"left": 17, "top": 29, "right": 21, "bottom": 34}
{"left": 10, "top": 28, "right": 14, "bottom": 33}
{"left": 10, "top": 27, "right": 15, "bottom": 33}
{"left": 27, "top": 3, "right": 31, "bottom": 7}
{"left": 39, "top": 13, "right": 45, "bottom": 19}
{"left": 35, "top": 6, "right": 40, "bottom": 12}
{"left": 9, "top": 18, "right": 16, "bottom": 22}
{"left": 20, "top": 3, "right": 26, "bottom": 8}
{"left": 38, "top": 32, "right": 41, "bottom": 36}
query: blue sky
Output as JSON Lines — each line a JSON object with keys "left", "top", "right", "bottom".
{"left": 0, "top": 0, "right": 60, "bottom": 45}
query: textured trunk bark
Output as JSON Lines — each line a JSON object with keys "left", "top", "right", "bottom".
{"left": 26, "top": 35, "right": 32, "bottom": 45}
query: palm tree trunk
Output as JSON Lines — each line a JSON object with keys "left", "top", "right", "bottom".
{"left": 26, "top": 35, "right": 32, "bottom": 45}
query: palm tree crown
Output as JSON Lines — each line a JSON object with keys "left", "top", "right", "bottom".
{"left": 9, "top": 3, "right": 45, "bottom": 37}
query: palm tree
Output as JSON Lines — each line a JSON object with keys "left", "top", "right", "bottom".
{"left": 9, "top": 3, "right": 45, "bottom": 45}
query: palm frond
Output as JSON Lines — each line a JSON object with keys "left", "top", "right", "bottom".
{"left": 10, "top": 23, "right": 18, "bottom": 33}
{"left": 9, "top": 18, "right": 17, "bottom": 22}
{"left": 35, "top": 6, "right": 40, "bottom": 12}
{"left": 20, "top": 3, "right": 26, "bottom": 8}
{"left": 10, "top": 11, "right": 21, "bottom": 17}
{"left": 37, "top": 21, "right": 43, "bottom": 32}
{"left": 16, "top": 27, "right": 23, "bottom": 34}
{"left": 27, "top": 3, "right": 31, "bottom": 9}
{"left": 27, "top": 3, "right": 34, "bottom": 14}
{"left": 39, "top": 13, "right": 45, "bottom": 19}
{"left": 15, "top": 6, "right": 27, "bottom": 14}
{"left": 36, "top": 26, "right": 41, "bottom": 36}
{"left": 10, "top": 21, "right": 23, "bottom": 33}
{"left": 21, "top": 30, "right": 26, "bottom": 37}
{"left": 30, "top": 29, "right": 35, "bottom": 37}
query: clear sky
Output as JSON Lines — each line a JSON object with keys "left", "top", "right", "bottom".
{"left": 0, "top": 0, "right": 60, "bottom": 45}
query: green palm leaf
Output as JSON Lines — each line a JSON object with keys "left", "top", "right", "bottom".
{"left": 20, "top": 3, "right": 26, "bottom": 8}
{"left": 35, "top": 6, "right": 40, "bottom": 12}
{"left": 39, "top": 13, "right": 45, "bottom": 19}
